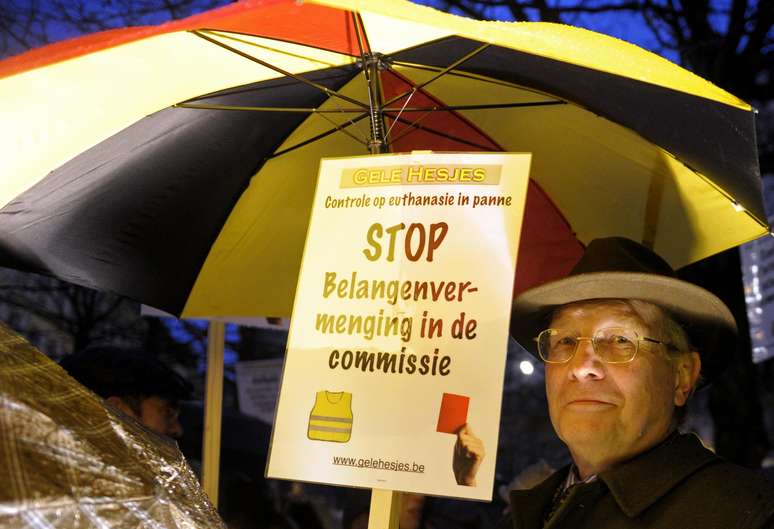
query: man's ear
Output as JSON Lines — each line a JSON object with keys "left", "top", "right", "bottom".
{"left": 106, "top": 395, "right": 139, "bottom": 418}
{"left": 674, "top": 351, "right": 701, "bottom": 407}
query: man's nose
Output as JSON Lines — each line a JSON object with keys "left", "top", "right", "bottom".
{"left": 568, "top": 339, "right": 605, "bottom": 380}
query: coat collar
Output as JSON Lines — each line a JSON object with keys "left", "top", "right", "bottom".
{"left": 598, "top": 432, "right": 719, "bottom": 517}
{"left": 509, "top": 467, "right": 569, "bottom": 529}
{"left": 508, "top": 433, "right": 719, "bottom": 528}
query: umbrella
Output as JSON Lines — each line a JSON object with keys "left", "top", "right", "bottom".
{"left": 0, "top": 0, "right": 766, "bottom": 322}
{"left": 0, "top": 322, "right": 226, "bottom": 528}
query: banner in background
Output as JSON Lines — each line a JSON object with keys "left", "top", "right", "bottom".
{"left": 235, "top": 358, "right": 284, "bottom": 424}
{"left": 266, "top": 152, "right": 530, "bottom": 500}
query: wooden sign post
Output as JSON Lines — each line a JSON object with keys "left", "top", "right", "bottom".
{"left": 369, "top": 489, "right": 401, "bottom": 529}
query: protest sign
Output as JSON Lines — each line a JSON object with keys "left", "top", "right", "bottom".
{"left": 266, "top": 152, "right": 530, "bottom": 500}
{"left": 235, "top": 359, "right": 283, "bottom": 424}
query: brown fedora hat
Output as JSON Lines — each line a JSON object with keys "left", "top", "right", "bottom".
{"left": 511, "top": 237, "right": 737, "bottom": 383}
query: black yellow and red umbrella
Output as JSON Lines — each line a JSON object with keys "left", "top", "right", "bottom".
{"left": 0, "top": 0, "right": 766, "bottom": 322}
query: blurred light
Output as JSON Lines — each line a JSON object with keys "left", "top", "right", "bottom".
{"left": 519, "top": 360, "right": 534, "bottom": 375}
{"left": 732, "top": 201, "right": 744, "bottom": 212}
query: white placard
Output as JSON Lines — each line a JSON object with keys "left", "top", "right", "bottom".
{"left": 267, "top": 152, "right": 530, "bottom": 500}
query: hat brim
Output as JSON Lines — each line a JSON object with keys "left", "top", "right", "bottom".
{"left": 511, "top": 272, "right": 737, "bottom": 384}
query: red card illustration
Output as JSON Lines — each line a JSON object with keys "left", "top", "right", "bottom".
{"left": 436, "top": 393, "right": 470, "bottom": 434}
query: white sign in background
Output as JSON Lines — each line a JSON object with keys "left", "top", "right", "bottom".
{"left": 266, "top": 152, "right": 530, "bottom": 500}
{"left": 235, "top": 359, "right": 283, "bottom": 424}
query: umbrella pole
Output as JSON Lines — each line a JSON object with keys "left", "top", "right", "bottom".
{"left": 365, "top": 52, "right": 387, "bottom": 155}
{"left": 363, "top": 52, "right": 401, "bottom": 529}
{"left": 202, "top": 320, "right": 225, "bottom": 507}
{"left": 368, "top": 489, "right": 401, "bottom": 529}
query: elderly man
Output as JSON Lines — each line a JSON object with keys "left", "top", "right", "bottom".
{"left": 454, "top": 237, "right": 774, "bottom": 528}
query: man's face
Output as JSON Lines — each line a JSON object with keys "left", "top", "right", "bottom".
{"left": 545, "top": 300, "right": 682, "bottom": 473}
{"left": 138, "top": 396, "right": 183, "bottom": 439}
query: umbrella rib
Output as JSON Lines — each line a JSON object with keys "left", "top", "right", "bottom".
{"left": 191, "top": 30, "right": 369, "bottom": 110}
{"left": 316, "top": 108, "right": 370, "bottom": 146}
{"left": 352, "top": 12, "right": 370, "bottom": 56}
{"left": 175, "top": 103, "right": 365, "bottom": 113}
{"left": 391, "top": 61, "right": 553, "bottom": 94}
{"left": 178, "top": 69, "right": 356, "bottom": 106}
{"left": 382, "top": 43, "right": 491, "bottom": 108}
{"left": 388, "top": 108, "right": 433, "bottom": 144}
{"left": 188, "top": 27, "right": 361, "bottom": 59}
{"left": 387, "top": 111, "right": 494, "bottom": 151}
{"left": 384, "top": 90, "right": 416, "bottom": 140}
{"left": 330, "top": 95, "right": 371, "bottom": 140}
{"left": 269, "top": 113, "right": 371, "bottom": 159}
{"left": 383, "top": 101, "right": 566, "bottom": 112}
{"left": 329, "top": 13, "right": 372, "bottom": 142}
{"left": 203, "top": 30, "right": 344, "bottom": 68}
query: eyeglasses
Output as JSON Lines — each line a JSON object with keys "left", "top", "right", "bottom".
{"left": 535, "top": 327, "right": 672, "bottom": 364}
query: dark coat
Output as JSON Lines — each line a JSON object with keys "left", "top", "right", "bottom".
{"left": 509, "top": 433, "right": 774, "bottom": 529}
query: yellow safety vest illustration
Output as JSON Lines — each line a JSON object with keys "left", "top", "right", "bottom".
{"left": 307, "top": 390, "right": 353, "bottom": 443}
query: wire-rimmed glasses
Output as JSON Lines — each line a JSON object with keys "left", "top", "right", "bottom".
{"left": 535, "top": 327, "right": 671, "bottom": 364}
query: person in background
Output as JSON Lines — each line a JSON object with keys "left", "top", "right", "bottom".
{"left": 456, "top": 237, "right": 774, "bottom": 528}
{"left": 60, "top": 345, "right": 191, "bottom": 439}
